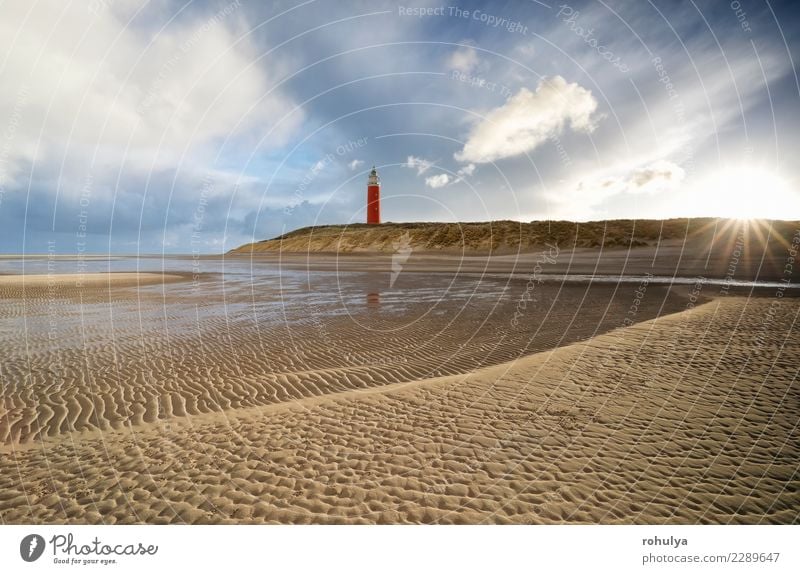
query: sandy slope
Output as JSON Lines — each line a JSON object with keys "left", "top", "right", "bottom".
{"left": 1, "top": 296, "right": 797, "bottom": 524}
{"left": 230, "top": 218, "right": 800, "bottom": 254}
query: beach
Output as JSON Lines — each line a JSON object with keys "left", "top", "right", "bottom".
{"left": 4, "top": 2, "right": 800, "bottom": 568}
{"left": 0, "top": 256, "right": 797, "bottom": 524}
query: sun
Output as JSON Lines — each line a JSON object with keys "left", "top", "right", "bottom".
{"left": 691, "top": 166, "right": 798, "bottom": 220}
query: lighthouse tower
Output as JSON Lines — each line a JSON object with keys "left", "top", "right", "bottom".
{"left": 367, "top": 166, "right": 380, "bottom": 225}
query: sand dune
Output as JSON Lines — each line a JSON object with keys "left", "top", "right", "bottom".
{"left": 232, "top": 223, "right": 800, "bottom": 284}
{"left": 230, "top": 219, "right": 800, "bottom": 283}
{"left": 1, "top": 295, "right": 797, "bottom": 524}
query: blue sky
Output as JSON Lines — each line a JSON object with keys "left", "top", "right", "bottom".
{"left": 1, "top": 0, "right": 799, "bottom": 253}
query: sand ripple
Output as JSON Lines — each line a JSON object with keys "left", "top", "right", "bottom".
{"left": 0, "top": 296, "right": 797, "bottom": 524}
{"left": 0, "top": 276, "right": 690, "bottom": 445}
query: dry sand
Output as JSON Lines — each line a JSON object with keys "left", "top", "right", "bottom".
{"left": 0, "top": 280, "right": 797, "bottom": 523}
{"left": 0, "top": 272, "right": 187, "bottom": 287}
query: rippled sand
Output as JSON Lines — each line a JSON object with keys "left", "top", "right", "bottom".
{"left": 0, "top": 271, "right": 797, "bottom": 523}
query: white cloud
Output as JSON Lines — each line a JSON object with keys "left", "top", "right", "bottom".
{"left": 415, "top": 163, "right": 474, "bottom": 190}
{"left": 454, "top": 76, "right": 599, "bottom": 164}
{"left": 0, "top": 1, "right": 301, "bottom": 199}
{"left": 311, "top": 159, "right": 327, "bottom": 175}
{"left": 406, "top": 155, "right": 434, "bottom": 175}
{"left": 537, "top": 158, "right": 687, "bottom": 220}
{"left": 348, "top": 159, "right": 364, "bottom": 171}
{"left": 626, "top": 161, "right": 685, "bottom": 194}
{"left": 577, "top": 160, "right": 685, "bottom": 197}
{"left": 425, "top": 174, "right": 450, "bottom": 189}
{"left": 513, "top": 43, "right": 536, "bottom": 59}
{"left": 447, "top": 46, "right": 480, "bottom": 74}
{"left": 457, "top": 163, "right": 475, "bottom": 177}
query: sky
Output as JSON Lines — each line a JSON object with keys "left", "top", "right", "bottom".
{"left": 1, "top": 0, "right": 799, "bottom": 254}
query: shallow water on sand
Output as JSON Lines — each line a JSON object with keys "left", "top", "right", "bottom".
{"left": 0, "top": 255, "right": 700, "bottom": 444}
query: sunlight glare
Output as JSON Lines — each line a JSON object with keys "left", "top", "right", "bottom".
{"left": 693, "top": 167, "right": 798, "bottom": 220}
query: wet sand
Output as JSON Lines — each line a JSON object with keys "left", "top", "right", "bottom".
{"left": 0, "top": 264, "right": 797, "bottom": 524}
{"left": 238, "top": 241, "right": 797, "bottom": 283}
{"left": 0, "top": 272, "right": 186, "bottom": 287}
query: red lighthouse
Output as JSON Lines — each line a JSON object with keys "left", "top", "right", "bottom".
{"left": 367, "top": 166, "right": 380, "bottom": 224}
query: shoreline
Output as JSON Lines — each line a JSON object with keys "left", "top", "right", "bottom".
{"left": 1, "top": 246, "right": 797, "bottom": 283}
{"left": 0, "top": 272, "right": 189, "bottom": 286}
{"left": 0, "top": 266, "right": 793, "bottom": 294}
